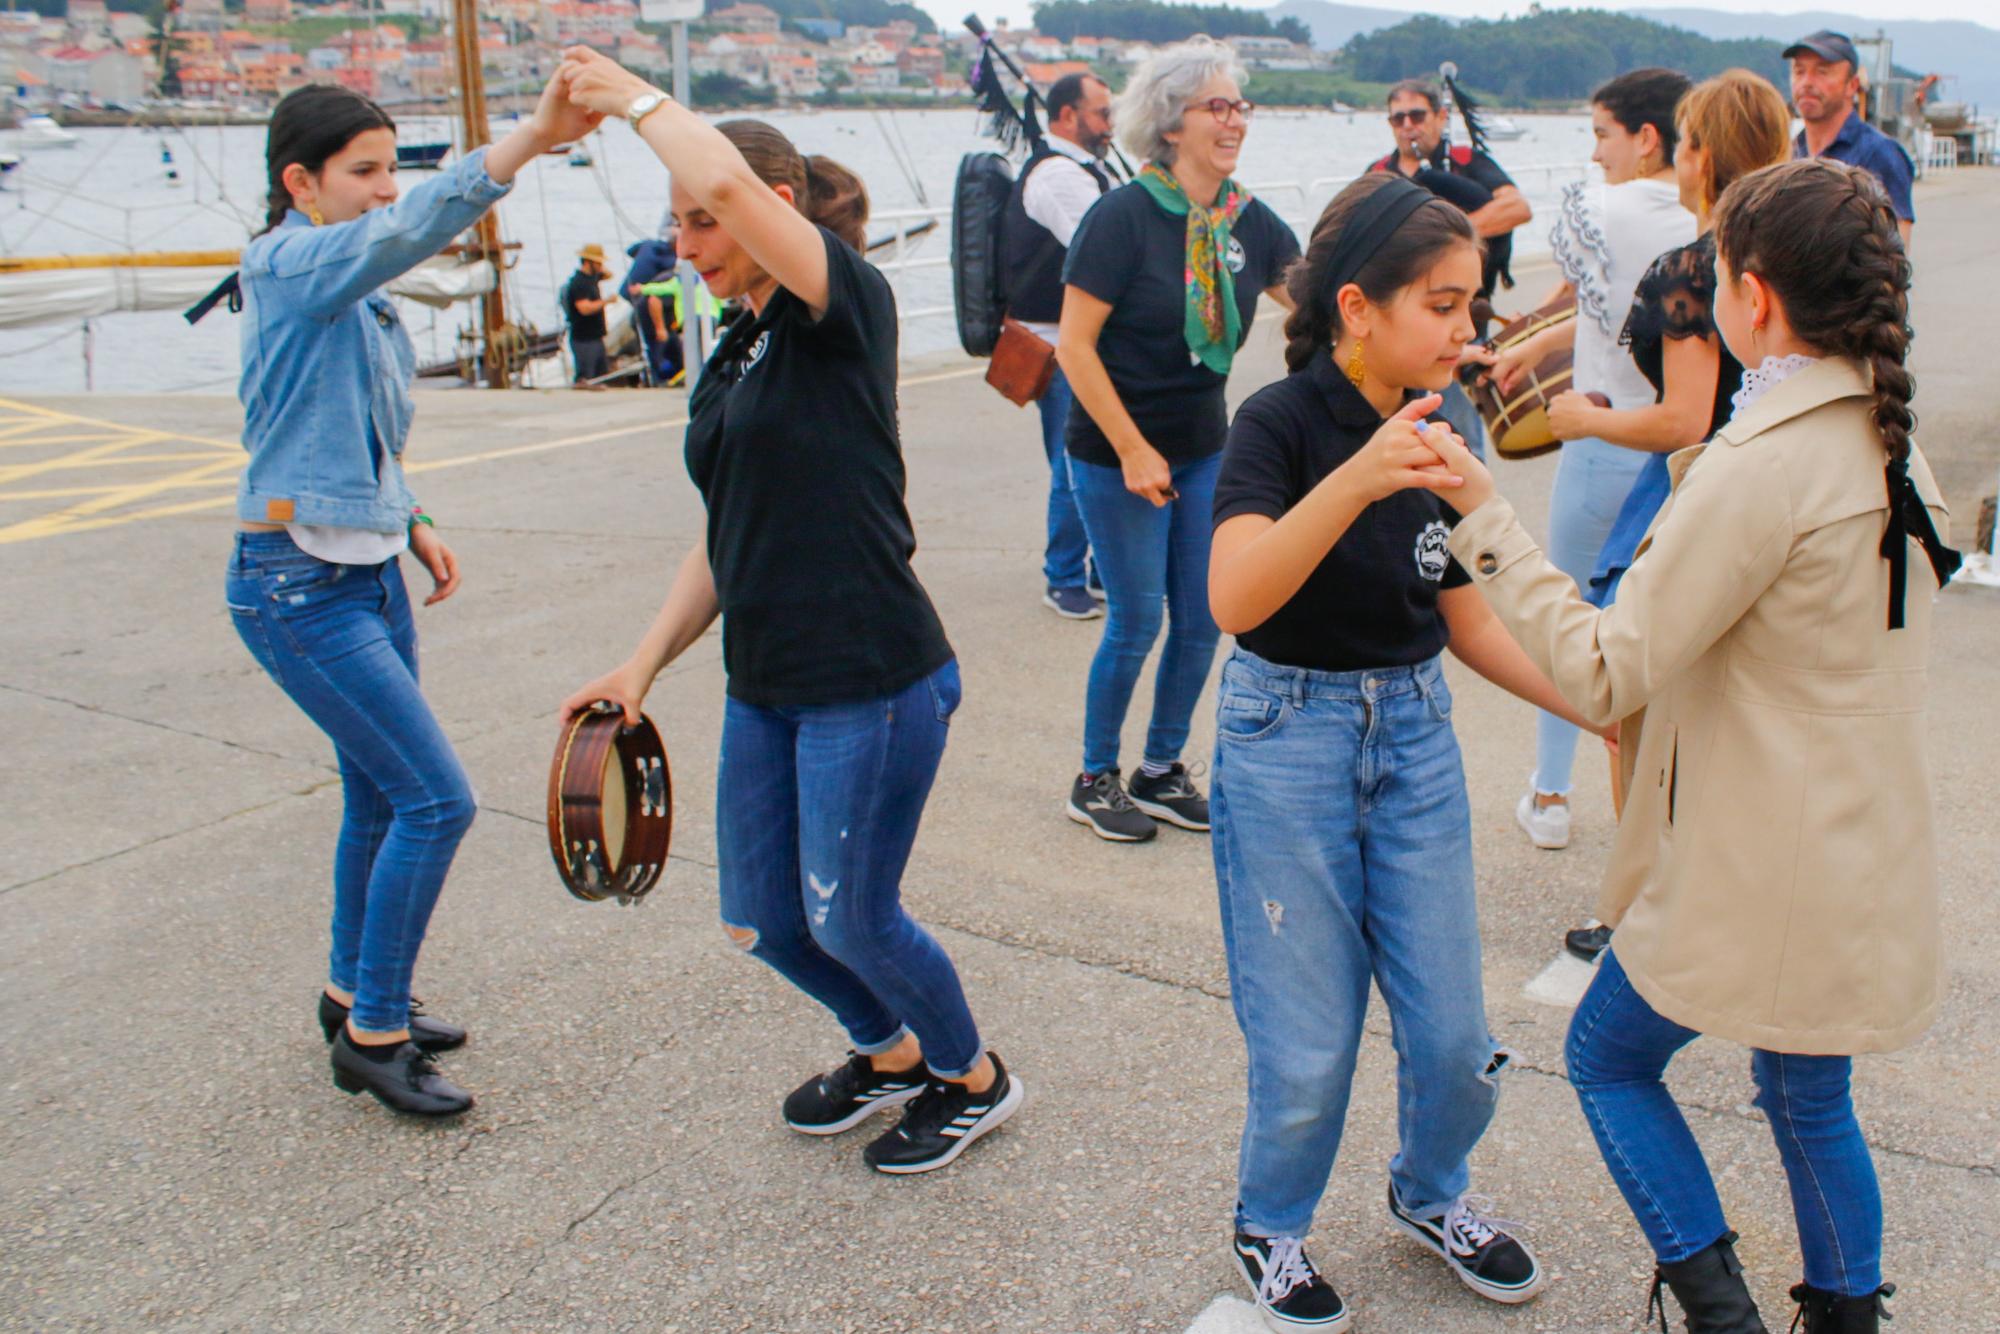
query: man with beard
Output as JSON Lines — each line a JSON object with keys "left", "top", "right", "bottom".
{"left": 1368, "top": 78, "right": 1531, "bottom": 455}
{"left": 1002, "top": 71, "right": 1115, "bottom": 620}
{"left": 1786, "top": 29, "right": 1914, "bottom": 245}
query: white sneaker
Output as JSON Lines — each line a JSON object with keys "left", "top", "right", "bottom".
{"left": 1515, "top": 792, "right": 1570, "bottom": 850}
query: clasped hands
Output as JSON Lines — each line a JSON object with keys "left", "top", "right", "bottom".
{"left": 1346, "top": 393, "right": 1496, "bottom": 513}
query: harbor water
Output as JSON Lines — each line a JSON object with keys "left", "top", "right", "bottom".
{"left": 0, "top": 108, "right": 1597, "bottom": 395}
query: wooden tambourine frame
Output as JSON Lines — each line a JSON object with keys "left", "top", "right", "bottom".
{"left": 547, "top": 707, "right": 672, "bottom": 904}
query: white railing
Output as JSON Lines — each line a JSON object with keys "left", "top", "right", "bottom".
{"left": 868, "top": 164, "right": 1593, "bottom": 342}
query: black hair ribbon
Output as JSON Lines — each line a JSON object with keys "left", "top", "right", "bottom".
{"left": 184, "top": 272, "right": 241, "bottom": 325}
{"left": 1881, "top": 457, "right": 1961, "bottom": 630}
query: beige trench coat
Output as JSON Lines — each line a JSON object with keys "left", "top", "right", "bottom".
{"left": 1448, "top": 358, "right": 1946, "bottom": 1054}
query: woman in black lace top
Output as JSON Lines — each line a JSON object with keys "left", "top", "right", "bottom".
{"left": 1622, "top": 230, "right": 1740, "bottom": 438}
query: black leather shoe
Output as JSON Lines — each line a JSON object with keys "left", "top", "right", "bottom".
{"left": 1649, "top": 1232, "right": 1768, "bottom": 1332}
{"left": 330, "top": 1030, "right": 474, "bottom": 1118}
{"left": 1790, "top": 1281, "right": 1895, "bottom": 1332}
{"left": 318, "top": 991, "right": 466, "bottom": 1052}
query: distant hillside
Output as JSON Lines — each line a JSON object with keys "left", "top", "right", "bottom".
{"left": 1343, "top": 10, "right": 1784, "bottom": 103}
{"left": 1032, "top": 0, "right": 1311, "bottom": 45}
{"left": 1264, "top": 0, "right": 1406, "bottom": 53}
{"left": 709, "top": 0, "right": 937, "bottom": 34}
{"left": 1633, "top": 9, "right": 2000, "bottom": 108}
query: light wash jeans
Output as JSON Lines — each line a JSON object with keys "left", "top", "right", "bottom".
{"left": 1068, "top": 452, "right": 1223, "bottom": 776}
{"left": 716, "top": 660, "right": 984, "bottom": 1078}
{"left": 1212, "top": 648, "right": 1504, "bottom": 1237}
{"left": 225, "top": 530, "right": 477, "bottom": 1033}
{"left": 1035, "top": 367, "right": 1090, "bottom": 591}
{"left": 1534, "top": 437, "right": 1648, "bottom": 794}
{"left": 1568, "top": 950, "right": 1883, "bottom": 1294}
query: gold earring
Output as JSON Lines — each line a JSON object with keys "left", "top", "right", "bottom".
{"left": 307, "top": 204, "right": 325, "bottom": 226}
{"left": 1344, "top": 340, "right": 1367, "bottom": 388}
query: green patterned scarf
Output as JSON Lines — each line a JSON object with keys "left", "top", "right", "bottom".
{"left": 1136, "top": 162, "right": 1251, "bottom": 374}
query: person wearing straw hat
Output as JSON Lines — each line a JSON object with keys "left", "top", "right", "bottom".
{"left": 564, "top": 242, "right": 615, "bottom": 384}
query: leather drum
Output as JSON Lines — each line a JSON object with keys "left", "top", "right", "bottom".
{"left": 1466, "top": 295, "right": 1585, "bottom": 461}
{"left": 547, "top": 707, "right": 672, "bottom": 904}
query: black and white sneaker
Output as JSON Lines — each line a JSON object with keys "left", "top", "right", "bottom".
{"left": 782, "top": 1051, "right": 926, "bottom": 1135}
{"left": 1387, "top": 1185, "right": 1546, "bottom": 1304}
{"left": 1233, "top": 1231, "right": 1352, "bottom": 1332}
{"left": 1564, "top": 920, "right": 1613, "bottom": 963}
{"left": 862, "top": 1052, "right": 1025, "bottom": 1175}
{"left": 1128, "top": 761, "right": 1210, "bottom": 831}
{"left": 1067, "top": 770, "right": 1157, "bottom": 842}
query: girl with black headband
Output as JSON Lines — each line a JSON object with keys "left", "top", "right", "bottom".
{"left": 225, "top": 76, "right": 599, "bottom": 1117}
{"left": 1205, "top": 172, "right": 1598, "bottom": 1330}
{"left": 1421, "top": 159, "right": 1953, "bottom": 1333}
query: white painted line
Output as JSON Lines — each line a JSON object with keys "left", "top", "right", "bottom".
{"left": 1524, "top": 950, "right": 1599, "bottom": 1009}
{"left": 1185, "top": 1294, "right": 1269, "bottom": 1333}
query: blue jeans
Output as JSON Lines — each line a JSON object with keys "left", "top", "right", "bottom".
{"left": 1212, "top": 649, "right": 1501, "bottom": 1237}
{"left": 1036, "top": 366, "right": 1089, "bottom": 590}
{"left": 716, "top": 660, "right": 983, "bottom": 1078}
{"left": 1566, "top": 950, "right": 1883, "bottom": 1294}
{"left": 224, "top": 531, "right": 477, "bottom": 1033}
{"left": 1068, "top": 452, "right": 1223, "bottom": 776}
{"left": 1533, "top": 437, "right": 1648, "bottom": 794}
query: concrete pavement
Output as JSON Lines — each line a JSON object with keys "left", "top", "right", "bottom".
{"left": 3, "top": 171, "right": 1998, "bottom": 1332}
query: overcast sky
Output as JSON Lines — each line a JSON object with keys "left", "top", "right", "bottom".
{"left": 925, "top": 0, "right": 2000, "bottom": 35}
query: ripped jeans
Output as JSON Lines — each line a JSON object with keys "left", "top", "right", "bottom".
{"left": 1212, "top": 648, "right": 1501, "bottom": 1237}
{"left": 715, "top": 659, "right": 983, "bottom": 1078}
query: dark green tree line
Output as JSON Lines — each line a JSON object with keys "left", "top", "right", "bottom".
{"left": 1031, "top": 0, "right": 1310, "bottom": 47}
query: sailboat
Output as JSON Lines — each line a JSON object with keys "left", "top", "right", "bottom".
{"left": 0, "top": 0, "right": 539, "bottom": 389}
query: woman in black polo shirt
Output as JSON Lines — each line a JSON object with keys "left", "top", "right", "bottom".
{"left": 1056, "top": 36, "right": 1298, "bottom": 844}
{"left": 557, "top": 48, "right": 1022, "bottom": 1177}
{"left": 1205, "top": 173, "right": 1597, "bottom": 1329}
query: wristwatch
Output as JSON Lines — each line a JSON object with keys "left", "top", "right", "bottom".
{"left": 626, "top": 91, "right": 670, "bottom": 132}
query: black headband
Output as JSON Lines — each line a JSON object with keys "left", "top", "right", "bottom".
{"left": 1325, "top": 177, "right": 1436, "bottom": 296}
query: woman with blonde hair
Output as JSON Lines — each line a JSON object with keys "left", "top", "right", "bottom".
{"left": 559, "top": 49, "right": 1022, "bottom": 1175}
{"left": 1056, "top": 36, "right": 1298, "bottom": 843}
{"left": 1534, "top": 68, "right": 1793, "bottom": 963}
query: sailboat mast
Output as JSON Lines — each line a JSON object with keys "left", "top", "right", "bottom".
{"left": 451, "top": 0, "right": 509, "bottom": 387}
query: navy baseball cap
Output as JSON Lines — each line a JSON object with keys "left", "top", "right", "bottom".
{"left": 1783, "top": 30, "right": 1861, "bottom": 68}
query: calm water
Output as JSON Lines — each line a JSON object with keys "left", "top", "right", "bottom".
{"left": 0, "top": 109, "right": 1594, "bottom": 394}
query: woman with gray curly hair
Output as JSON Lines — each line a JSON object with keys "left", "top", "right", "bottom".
{"left": 1055, "top": 36, "right": 1298, "bottom": 844}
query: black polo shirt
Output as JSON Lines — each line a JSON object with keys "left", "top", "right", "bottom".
{"left": 1061, "top": 182, "right": 1299, "bottom": 469}
{"left": 1214, "top": 352, "right": 1470, "bottom": 671}
{"left": 684, "top": 226, "right": 953, "bottom": 708}
{"left": 564, "top": 269, "right": 606, "bottom": 342}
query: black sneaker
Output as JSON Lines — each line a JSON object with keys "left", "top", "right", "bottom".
{"left": 1388, "top": 1185, "right": 1546, "bottom": 1304}
{"left": 1233, "top": 1231, "right": 1352, "bottom": 1332}
{"left": 1128, "top": 761, "right": 1210, "bottom": 831}
{"left": 1067, "top": 770, "right": 1157, "bottom": 842}
{"left": 782, "top": 1051, "right": 926, "bottom": 1135}
{"left": 1564, "top": 921, "right": 1613, "bottom": 963}
{"left": 862, "top": 1052, "right": 1025, "bottom": 1175}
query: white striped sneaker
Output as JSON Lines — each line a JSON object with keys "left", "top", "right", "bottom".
{"left": 863, "top": 1052, "right": 1024, "bottom": 1175}
{"left": 782, "top": 1051, "right": 926, "bottom": 1136}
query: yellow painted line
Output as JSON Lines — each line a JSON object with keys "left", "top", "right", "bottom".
{"left": 404, "top": 418, "right": 684, "bottom": 474}
{"left": 0, "top": 396, "right": 243, "bottom": 451}
{"left": 900, "top": 365, "right": 987, "bottom": 387}
{"left": 0, "top": 435, "right": 177, "bottom": 488}
{"left": 0, "top": 431, "right": 174, "bottom": 448}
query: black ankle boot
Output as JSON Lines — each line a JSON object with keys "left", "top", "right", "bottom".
{"left": 330, "top": 1030, "right": 474, "bottom": 1117}
{"left": 1648, "top": 1232, "right": 1768, "bottom": 1333}
{"left": 1789, "top": 1282, "right": 1895, "bottom": 1332}
{"left": 318, "top": 992, "right": 466, "bottom": 1052}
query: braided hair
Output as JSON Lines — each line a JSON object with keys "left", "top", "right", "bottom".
{"left": 1713, "top": 158, "right": 1911, "bottom": 461}
{"left": 1714, "top": 157, "right": 1958, "bottom": 624}
{"left": 1281, "top": 172, "right": 1480, "bottom": 374}
{"left": 260, "top": 84, "right": 395, "bottom": 235}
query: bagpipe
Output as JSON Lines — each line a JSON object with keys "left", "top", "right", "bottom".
{"left": 951, "top": 14, "right": 1131, "bottom": 362}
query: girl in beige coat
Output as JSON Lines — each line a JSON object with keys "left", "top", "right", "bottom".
{"left": 1422, "top": 160, "right": 1959, "bottom": 1333}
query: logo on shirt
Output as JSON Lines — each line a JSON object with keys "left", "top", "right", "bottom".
{"left": 741, "top": 330, "right": 771, "bottom": 372}
{"left": 1415, "top": 521, "right": 1451, "bottom": 582}
{"left": 1224, "top": 236, "right": 1246, "bottom": 274}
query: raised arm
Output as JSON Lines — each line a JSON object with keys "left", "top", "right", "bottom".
{"left": 560, "top": 47, "right": 831, "bottom": 317}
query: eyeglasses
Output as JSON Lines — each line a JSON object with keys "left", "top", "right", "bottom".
{"left": 1388, "top": 108, "right": 1431, "bottom": 127}
{"left": 1185, "top": 97, "right": 1255, "bottom": 123}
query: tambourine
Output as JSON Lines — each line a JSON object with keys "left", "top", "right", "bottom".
{"left": 547, "top": 705, "right": 672, "bottom": 904}
{"left": 1463, "top": 294, "right": 1604, "bottom": 460}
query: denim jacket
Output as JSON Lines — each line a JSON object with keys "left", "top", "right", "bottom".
{"left": 236, "top": 149, "right": 510, "bottom": 531}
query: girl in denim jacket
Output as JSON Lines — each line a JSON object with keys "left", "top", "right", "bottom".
{"left": 226, "top": 76, "right": 600, "bottom": 1117}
